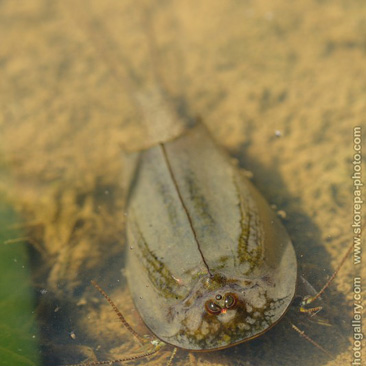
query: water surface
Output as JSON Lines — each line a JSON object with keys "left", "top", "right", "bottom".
{"left": 0, "top": 0, "right": 364, "bottom": 365}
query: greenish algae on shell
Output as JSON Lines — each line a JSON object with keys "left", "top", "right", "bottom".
{"left": 125, "top": 123, "right": 297, "bottom": 351}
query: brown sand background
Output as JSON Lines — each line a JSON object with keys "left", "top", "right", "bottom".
{"left": 0, "top": 0, "right": 365, "bottom": 365}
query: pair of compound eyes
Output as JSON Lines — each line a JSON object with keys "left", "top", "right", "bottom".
{"left": 205, "top": 293, "right": 238, "bottom": 315}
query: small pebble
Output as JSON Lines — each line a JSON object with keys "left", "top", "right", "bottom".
{"left": 277, "top": 210, "right": 287, "bottom": 219}
{"left": 275, "top": 130, "right": 282, "bottom": 137}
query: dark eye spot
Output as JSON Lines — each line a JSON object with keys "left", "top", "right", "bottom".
{"left": 224, "top": 293, "right": 237, "bottom": 309}
{"left": 205, "top": 300, "right": 221, "bottom": 315}
{"left": 215, "top": 294, "right": 222, "bottom": 300}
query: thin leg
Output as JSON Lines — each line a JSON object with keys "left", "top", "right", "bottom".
{"left": 61, "top": 346, "right": 161, "bottom": 366}
{"left": 291, "top": 323, "right": 333, "bottom": 359}
{"left": 167, "top": 348, "right": 178, "bottom": 366}
{"left": 300, "top": 242, "right": 353, "bottom": 310}
{"left": 91, "top": 280, "right": 145, "bottom": 346}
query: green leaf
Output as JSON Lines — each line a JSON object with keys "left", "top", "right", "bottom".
{"left": 0, "top": 197, "right": 41, "bottom": 366}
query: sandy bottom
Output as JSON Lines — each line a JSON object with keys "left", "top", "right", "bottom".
{"left": 0, "top": 0, "right": 365, "bottom": 365}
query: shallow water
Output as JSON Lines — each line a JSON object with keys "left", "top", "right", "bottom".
{"left": 0, "top": 0, "right": 365, "bottom": 365}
